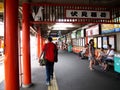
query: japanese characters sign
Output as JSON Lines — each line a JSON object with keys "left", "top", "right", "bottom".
{"left": 66, "top": 10, "right": 110, "bottom": 19}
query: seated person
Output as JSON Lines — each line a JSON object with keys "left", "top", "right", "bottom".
{"left": 102, "top": 44, "right": 114, "bottom": 71}
{"left": 79, "top": 44, "right": 89, "bottom": 59}
{"left": 96, "top": 47, "right": 106, "bottom": 65}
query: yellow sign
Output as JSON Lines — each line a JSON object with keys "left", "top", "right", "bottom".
{"left": 0, "top": 3, "right": 4, "bottom": 12}
{"left": 53, "top": 37, "right": 58, "bottom": 40}
{"left": 101, "top": 24, "right": 114, "bottom": 30}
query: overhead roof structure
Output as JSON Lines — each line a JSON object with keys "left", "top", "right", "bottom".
{"left": 19, "top": 0, "right": 120, "bottom": 6}
{"left": 1, "top": 0, "right": 120, "bottom": 37}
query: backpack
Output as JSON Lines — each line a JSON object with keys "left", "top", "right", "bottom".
{"left": 54, "top": 44, "right": 58, "bottom": 62}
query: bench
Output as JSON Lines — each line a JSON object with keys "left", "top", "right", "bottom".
{"left": 107, "top": 60, "right": 114, "bottom": 66}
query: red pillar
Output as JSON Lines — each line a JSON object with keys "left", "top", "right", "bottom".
{"left": 42, "top": 38, "right": 45, "bottom": 46}
{"left": 22, "top": 3, "right": 32, "bottom": 87}
{"left": 0, "top": 39, "right": 1, "bottom": 48}
{"left": 40, "top": 32, "right": 42, "bottom": 55}
{"left": 4, "top": 0, "right": 19, "bottom": 90}
{"left": 37, "top": 28, "right": 40, "bottom": 57}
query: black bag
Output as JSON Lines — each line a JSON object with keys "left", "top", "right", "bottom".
{"left": 39, "top": 44, "right": 48, "bottom": 66}
{"left": 54, "top": 44, "right": 58, "bottom": 62}
{"left": 78, "top": 51, "right": 82, "bottom": 57}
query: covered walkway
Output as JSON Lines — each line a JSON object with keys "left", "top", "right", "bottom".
{"left": 3, "top": 1, "right": 120, "bottom": 90}
{"left": 1, "top": 50, "right": 120, "bottom": 90}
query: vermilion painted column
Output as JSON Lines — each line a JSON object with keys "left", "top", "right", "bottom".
{"left": 40, "top": 32, "right": 42, "bottom": 55}
{"left": 42, "top": 38, "right": 45, "bottom": 46}
{"left": 4, "top": 0, "right": 19, "bottom": 90}
{"left": 0, "top": 39, "right": 1, "bottom": 48}
{"left": 22, "top": 3, "right": 32, "bottom": 88}
{"left": 37, "top": 28, "right": 40, "bottom": 57}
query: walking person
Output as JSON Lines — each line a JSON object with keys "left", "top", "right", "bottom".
{"left": 39, "top": 37, "right": 58, "bottom": 86}
{"left": 88, "top": 39, "right": 95, "bottom": 70}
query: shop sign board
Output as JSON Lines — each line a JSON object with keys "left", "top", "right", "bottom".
{"left": 66, "top": 10, "right": 110, "bottom": 19}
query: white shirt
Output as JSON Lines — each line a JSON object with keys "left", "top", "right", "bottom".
{"left": 106, "top": 49, "right": 114, "bottom": 60}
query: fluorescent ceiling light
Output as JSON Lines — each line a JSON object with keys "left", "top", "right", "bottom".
{"left": 52, "top": 27, "right": 67, "bottom": 30}
{"left": 49, "top": 23, "right": 75, "bottom": 30}
{"left": 53, "top": 23, "right": 75, "bottom": 28}
{"left": 58, "top": 19, "right": 77, "bottom": 22}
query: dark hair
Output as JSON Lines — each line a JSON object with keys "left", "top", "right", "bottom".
{"left": 101, "top": 47, "right": 104, "bottom": 50}
{"left": 108, "top": 44, "right": 112, "bottom": 48}
{"left": 89, "top": 39, "right": 94, "bottom": 44}
{"left": 48, "top": 37, "right": 53, "bottom": 42}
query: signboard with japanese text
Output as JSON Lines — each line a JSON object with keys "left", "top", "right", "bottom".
{"left": 30, "top": 4, "right": 120, "bottom": 24}
{"left": 86, "top": 24, "right": 99, "bottom": 36}
{"left": 114, "top": 17, "right": 120, "bottom": 32}
{"left": 86, "top": 28, "right": 92, "bottom": 36}
{"left": 66, "top": 10, "right": 110, "bottom": 19}
{"left": 114, "top": 24, "right": 120, "bottom": 32}
{"left": 101, "top": 24, "right": 114, "bottom": 34}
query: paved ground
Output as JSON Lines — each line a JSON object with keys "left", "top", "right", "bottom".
{"left": 0, "top": 56, "right": 4, "bottom": 62}
{"left": 0, "top": 55, "right": 4, "bottom": 90}
{"left": 0, "top": 56, "right": 4, "bottom": 83}
{"left": 55, "top": 50, "right": 120, "bottom": 90}
{"left": 0, "top": 50, "right": 120, "bottom": 90}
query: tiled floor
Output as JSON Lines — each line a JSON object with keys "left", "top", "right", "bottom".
{"left": 48, "top": 73, "right": 58, "bottom": 90}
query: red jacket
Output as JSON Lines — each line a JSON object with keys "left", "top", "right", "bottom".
{"left": 42, "top": 42, "right": 56, "bottom": 62}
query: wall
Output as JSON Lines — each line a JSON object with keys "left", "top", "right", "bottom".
{"left": 116, "top": 33, "right": 120, "bottom": 52}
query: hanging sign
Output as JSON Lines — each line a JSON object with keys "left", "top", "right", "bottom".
{"left": 66, "top": 10, "right": 110, "bottom": 19}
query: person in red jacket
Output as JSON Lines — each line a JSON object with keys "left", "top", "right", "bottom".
{"left": 40, "top": 37, "right": 57, "bottom": 86}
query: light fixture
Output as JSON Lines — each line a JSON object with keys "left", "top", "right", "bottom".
{"left": 53, "top": 23, "right": 74, "bottom": 28}
{"left": 50, "top": 23, "right": 75, "bottom": 30}
{"left": 52, "top": 27, "right": 67, "bottom": 30}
